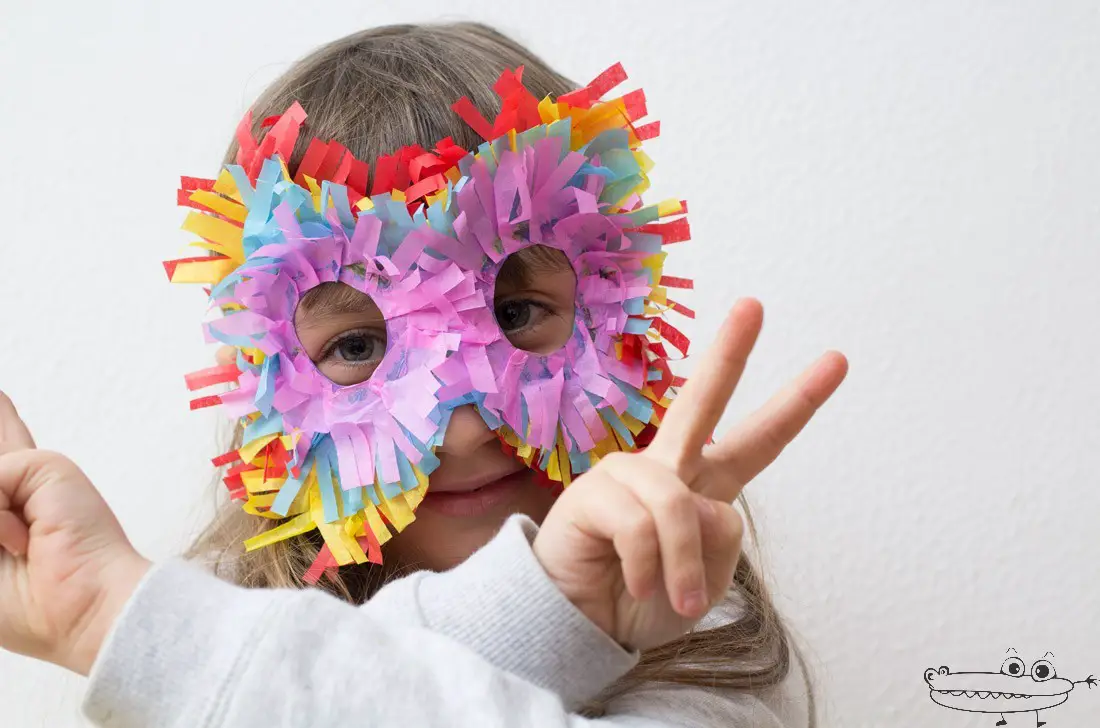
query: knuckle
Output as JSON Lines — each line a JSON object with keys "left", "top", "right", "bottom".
{"left": 598, "top": 451, "right": 631, "bottom": 471}
{"left": 32, "top": 449, "right": 76, "bottom": 473}
{"left": 655, "top": 487, "right": 694, "bottom": 518}
{"left": 760, "top": 421, "right": 790, "bottom": 454}
{"left": 623, "top": 508, "right": 656, "bottom": 543}
{"left": 717, "top": 503, "right": 745, "bottom": 544}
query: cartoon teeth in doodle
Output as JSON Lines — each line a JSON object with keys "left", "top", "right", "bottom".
{"left": 924, "top": 651, "right": 1095, "bottom": 726}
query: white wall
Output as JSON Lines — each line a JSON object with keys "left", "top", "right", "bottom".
{"left": 2, "top": 2, "right": 1099, "bottom": 726}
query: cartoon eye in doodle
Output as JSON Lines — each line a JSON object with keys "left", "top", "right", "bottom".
{"left": 937, "top": 666, "right": 949, "bottom": 675}
{"left": 1000, "top": 656, "right": 1026, "bottom": 676}
{"left": 1031, "top": 659, "right": 1057, "bottom": 681}
{"left": 924, "top": 668, "right": 937, "bottom": 682}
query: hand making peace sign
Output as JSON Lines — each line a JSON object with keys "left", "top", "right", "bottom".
{"left": 533, "top": 297, "right": 849, "bottom": 651}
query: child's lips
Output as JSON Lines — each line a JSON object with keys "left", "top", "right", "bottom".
{"left": 420, "top": 470, "right": 526, "bottom": 517}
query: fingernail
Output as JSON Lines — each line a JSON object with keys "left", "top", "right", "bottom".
{"left": 683, "top": 589, "right": 708, "bottom": 616}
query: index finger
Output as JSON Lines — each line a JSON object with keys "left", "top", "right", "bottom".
{"left": 0, "top": 390, "right": 36, "bottom": 450}
{"left": 644, "top": 298, "right": 763, "bottom": 481}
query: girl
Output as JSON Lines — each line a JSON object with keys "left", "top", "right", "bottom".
{"left": 0, "top": 21, "right": 848, "bottom": 727}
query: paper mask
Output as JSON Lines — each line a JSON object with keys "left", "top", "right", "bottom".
{"left": 166, "top": 62, "right": 693, "bottom": 582}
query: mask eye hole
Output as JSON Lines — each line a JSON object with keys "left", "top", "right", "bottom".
{"left": 493, "top": 245, "right": 577, "bottom": 355}
{"left": 1000, "top": 657, "right": 1026, "bottom": 677}
{"left": 294, "top": 282, "right": 388, "bottom": 387}
{"left": 1030, "top": 659, "right": 1056, "bottom": 682}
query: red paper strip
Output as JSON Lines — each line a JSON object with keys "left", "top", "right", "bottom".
{"left": 660, "top": 275, "right": 694, "bottom": 289}
{"left": 652, "top": 318, "right": 690, "bottom": 355}
{"left": 405, "top": 173, "right": 446, "bottom": 203}
{"left": 671, "top": 375, "right": 688, "bottom": 388}
{"left": 273, "top": 102, "right": 307, "bottom": 164}
{"left": 371, "top": 155, "right": 398, "bottom": 195}
{"left": 177, "top": 188, "right": 207, "bottom": 211}
{"left": 184, "top": 363, "right": 240, "bottom": 391}
{"left": 225, "top": 462, "right": 256, "bottom": 477}
{"left": 649, "top": 357, "right": 674, "bottom": 400}
{"left": 295, "top": 138, "right": 329, "bottom": 185}
{"left": 648, "top": 341, "right": 669, "bottom": 360}
{"left": 559, "top": 62, "right": 628, "bottom": 109}
{"left": 357, "top": 529, "right": 384, "bottom": 564}
{"left": 347, "top": 158, "right": 370, "bottom": 197}
{"left": 180, "top": 176, "right": 216, "bottom": 192}
{"left": 234, "top": 110, "right": 259, "bottom": 171}
{"left": 634, "top": 120, "right": 661, "bottom": 140}
{"left": 211, "top": 450, "right": 241, "bottom": 467}
{"left": 332, "top": 150, "right": 354, "bottom": 185}
{"left": 621, "top": 89, "right": 647, "bottom": 122}
{"left": 303, "top": 545, "right": 336, "bottom": 584}
{"left": 315, "top": 141, "right": 347, "bottom": 183}
{"left": 666, "top": 299, "right": 696, "bottom": 319}
{"left": 451, "top": 96, "right": 495, "bottom": 141}
{"left": 631, "top": 217, "right": 691, "bottom": 244}
{"left": 261, "top": 439, "right": 291, "bottom": 481}
{"left": 189, "top": 394, "right": 223, "bottom": 411}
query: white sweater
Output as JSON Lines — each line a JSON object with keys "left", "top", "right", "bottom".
{"left": 81, "top": 514, "right": 810, "bottom": 727}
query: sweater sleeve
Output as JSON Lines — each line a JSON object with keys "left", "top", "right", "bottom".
{"left": 83, "top": 513, "right": 808, "bottom": 728}
{"left": 81, "top": 514, "right": 638, "bottom": 728}
{"left": 365, "top": 514, "right": 642, "bottom": 708}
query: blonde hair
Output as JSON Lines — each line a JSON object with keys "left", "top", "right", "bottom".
{"left": 186, "top": 21, "right": 813, "bottom": 722}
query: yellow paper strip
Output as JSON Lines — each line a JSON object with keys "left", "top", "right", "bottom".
{"left": 241, "top": 469, "right": 285, "bottom": 494}
{"left": 168, "top": 257, "right": 237, "bottom": 284}
{"left": 244, "top": 513, "right": 316, "bottom": 551}
{"left": 376, "top": 487, "right": 415, "bottom": 531}
{"left": 239, "top": 433, "right": 279, "bottom": 463}
{"left": 188, "top": 189, "right": 247, "bottom": 222}
{"left": 212, "top": 169, "right": 241, "bottom": 200}
{"left": 363, "top": 504, "right": 392, "bottom": 546}
{"left": 181, "top": 211, "right": 244, "bottom": 263}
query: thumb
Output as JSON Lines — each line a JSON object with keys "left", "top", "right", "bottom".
{"left": 0, "top": 391, "right": 37, "bottom": 450}
{"left": 0, "top": 449, "right": 121, "bottom": 546}
{"left": 0, "top": 390, "right": 39, "bottom": 554}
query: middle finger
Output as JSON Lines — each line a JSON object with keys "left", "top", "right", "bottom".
{"left": 644, "top": 298, "right": 764, "bottom": 481}
{"left": 700, "top": 349, "right": 848, "bottom": 501}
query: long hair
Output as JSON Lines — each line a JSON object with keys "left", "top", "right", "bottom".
{"left": 185, "top": 21, "right": 813, "bottom": 722}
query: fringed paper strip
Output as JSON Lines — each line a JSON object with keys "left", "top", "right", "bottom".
{"left": 166, "top": 62, "right": 692, "bottom": 580}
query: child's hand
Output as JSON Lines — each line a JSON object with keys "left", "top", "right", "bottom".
{"left": 533, "top": 298, "right": 848, "bottom": 651}
{"left": 0, "top": 393, "right": 150, "bottom": 675}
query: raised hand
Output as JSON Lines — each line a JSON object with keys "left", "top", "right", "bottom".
{"left": 0, "top": 392, "right": 150, "bottom": 675}
{"left": 533, "top": 298, "right": 848, "bottom": 651}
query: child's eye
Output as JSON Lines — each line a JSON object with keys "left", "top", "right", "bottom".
{"left": 495, "top": 299, "right": 542, "bottom": 332}
{"left": 316, "top": 328, "right": 387, "bottom": 385}
{"left": 494, "top": 298, "right": 571, "bottom": 353}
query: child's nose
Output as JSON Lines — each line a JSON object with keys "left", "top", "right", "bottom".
{"left": 437, "top": 405, "right": 498, "bottom": 455}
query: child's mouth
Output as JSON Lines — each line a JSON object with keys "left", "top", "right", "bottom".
{"left": 420, "top": 470, "right": 527, "bottom": 518}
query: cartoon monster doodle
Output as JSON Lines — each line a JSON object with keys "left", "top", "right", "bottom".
{"left": 924, "top": 650, "right": 1095, "bottom": 726}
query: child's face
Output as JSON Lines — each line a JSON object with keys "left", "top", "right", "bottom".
{"left": 291, "top": 246, "right": 578, "bottom": 569}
